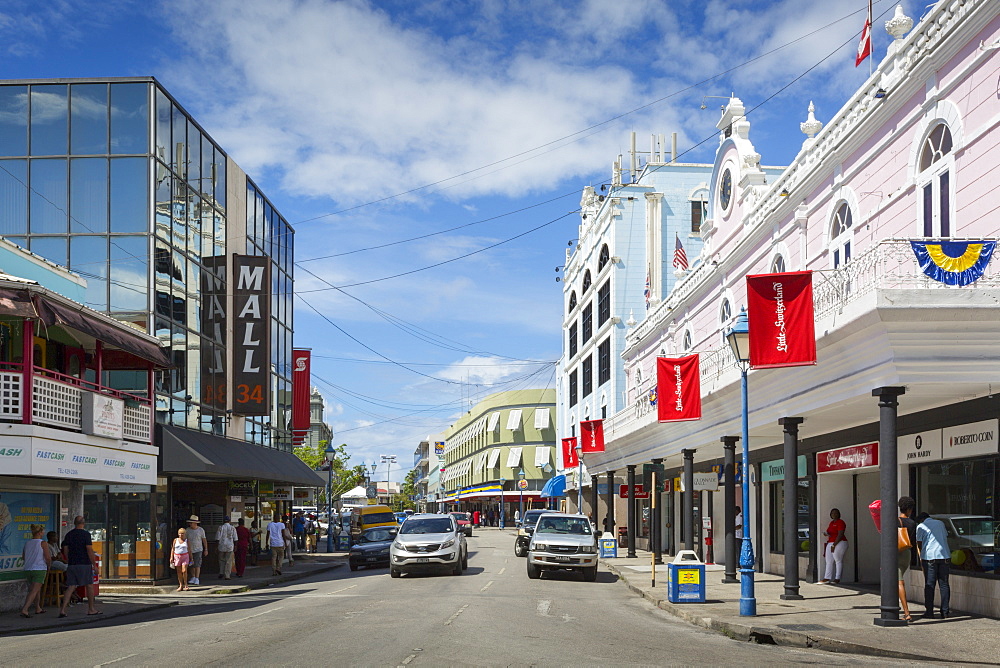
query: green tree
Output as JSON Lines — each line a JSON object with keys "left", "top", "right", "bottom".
{"left": 295, "top": 442, "right": 364, "bottom": 505}
{"left": 394, "top": 468, "right": 419, "bottom": 511}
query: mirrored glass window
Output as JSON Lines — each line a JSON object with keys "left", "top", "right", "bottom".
{"left": 201, "top": 140, "right": 213, "bottom": 199}
{"left": 154, "top": 89, "right": 171, "bottom": 166}
{"left": 154, "top": 169, "right": 171, "bottom": 236}
{"left": 110, "top": 235, "right": 148, "bottom": 312}
{"left": 213, "top": 147, "right": 226, "bottom": 210}
{"left": 110, "top": 157, "right": 148, "bottom": 232}
{"left": 171, "top": 106, "right": 187, "bottom": 178}
{"left": 29, "top": 158, "right": 68, "bottom": 233}
{"left": 30, "top": 85, "right": 68, "bottom": 156}
{"left": 30, "top": 236, "right": 67, "bottom": 267}
{"left": 187, "top": 124, "right": 201, "bottom": 191}
{"left": 70, "top": 157, "right": 108, "bottom": 233}
{"left": 0, "top": 86, "right": 29, "bottom": 156}
{"left": 110, "top": 83, "right": 148, "bottom": 154}
{"left": 70, "top": 84, "right": 108, "bottom": 155}
{"left": 0, "top": 159, "right": 27, "bottom": 235}
{"left": 70, "top": 236, "right": 108, "bottom": 310}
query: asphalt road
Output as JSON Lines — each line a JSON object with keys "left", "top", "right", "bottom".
{"left": 3, "top": 529, "right": 921, "bottom": 667}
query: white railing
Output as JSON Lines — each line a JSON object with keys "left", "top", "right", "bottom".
{"left": 123, "top": 403, "right": 152, "bottom": 443}
{"left": 33, "top": 376, "right": 83, "bottom": 430}
{"left": 0, "top": 371, "right": 23, "bottom": 419}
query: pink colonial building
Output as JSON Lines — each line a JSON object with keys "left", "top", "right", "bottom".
{"left": 584, "top": 1, "right": 1000, "bottom": 618}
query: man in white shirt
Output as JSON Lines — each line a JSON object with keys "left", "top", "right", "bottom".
{"left": 186, "top": 516, "right": 208, "bottom": 586}
{"left": 216, "top": 516, "right": 237, "bottom": 580}
{"left": 266, "top": 515, "right": 287, "bottom": 576}
{"left": 735, "top": 507, "right": 743, "bottom": 539}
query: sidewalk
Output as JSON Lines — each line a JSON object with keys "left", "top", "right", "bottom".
{"left": 0, "top": 550, "right": 345, "bottom": 636}
{"left": 602, "top": 550, "right": 1000, "bottom": 663}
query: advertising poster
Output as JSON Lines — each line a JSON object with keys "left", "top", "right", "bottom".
{"left": 746, "top": 271, "right": 816, "bottom": 369}
{"left": 0, "top": 491, "right": 58, "bottom": 581}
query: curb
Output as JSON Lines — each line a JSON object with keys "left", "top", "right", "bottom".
{"left": 213, "top": 561, "right": 345, "bottom": 594}
{"left": 602, "top": 561, "right": 943, "bottom": 663}
{"left": 0, "top": 601, "right": 179, "bottom": 637}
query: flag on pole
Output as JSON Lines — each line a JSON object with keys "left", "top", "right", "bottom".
{"left": 673, "top": 234, "right": 689, "bottom": 271}
{"left": 855, "top": 0, "right": 872, "bottom": 67}
{"left": 644, "top": 267, "right": 651, "bottom": 309}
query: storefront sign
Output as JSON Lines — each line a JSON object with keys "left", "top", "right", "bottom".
{"left": 291, "top": 349, "right": 311, "bottom": 446}
{"left": 760, "top": 455, "right": 808, "bottom": 482}
{"left": 619, "top": 484, "right": 649, "bottom": 499}
{"left": 108, "top": 484, "right": 151, "bottom": 493}
{"left": 898, "top": 430, "right": 943, "bottom": 464}
{"left": 693, "top": 473, "right": 718, "bottom": 491}
{"left": 0, "top": 491, "right": 57, "bottom": 581}
{"left": 227, "top": 481, "right": 257, "bottom": 496}
{"left": 200, "top": 255, "right": 227, "bottom": 409}
{"left": 27, "top": 442, "right": 156, "bottom": 485}
{"left": 0, "top": 445, "right": 30, "bottom": 475}
{"left": 943, "top": 419, "right": 999, "bottom": 459}
{"left": 230, "top": 496, "right": 243, "bottom": 503}
{"left": 273, "top": 486, "right": 293, "bottom": 501}
{"left": 817, "top": 442, "right": 878, "bottom": 473}
{"left": 232, "top": 254, "right": 271, "bottom": 415}
{"left": 81, "top": 393, "right": 124, "bottom": 439}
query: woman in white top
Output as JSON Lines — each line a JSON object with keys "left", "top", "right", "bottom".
{"left": 20, "top": 524, "right": 51, "bottom": 617}
{"left": 170, "top": 528, "right": 191, "bottom": 591}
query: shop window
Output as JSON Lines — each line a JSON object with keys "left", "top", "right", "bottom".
{"left": 918, "top": 123, "right": 954, "bottom": 238}
{"left": 768, "top": 480, "right": 811, "bottom": 554}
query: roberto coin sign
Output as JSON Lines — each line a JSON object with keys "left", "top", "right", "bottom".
{"left": 232, "top": 254, "right": 271, "bottom": 415}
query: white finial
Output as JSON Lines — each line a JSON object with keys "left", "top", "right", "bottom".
{"left": 626, "top": 309, "right": 637, "bottom": 329}
{"left": 885, "top": 5, "right": 913, "bottom": 41}
{"left": 800, "top": 101, "right": 823, "bottom": 140}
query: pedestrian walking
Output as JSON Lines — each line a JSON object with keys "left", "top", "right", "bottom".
{"left": 216, "top": 516, "right": 237, "bottom": 580}
{"left": 266, "top": 514, "right": 287, "bottom": 575}
{"left": 185, "top": 515, "right": 208, "bottom": 586}
{"left": 735, "top": 506, "right": 743, "bottom": 540}
{"left": 897, "top": 496, "right": 918, "bottom": 622}
{"left": 58, "top": 516, "right": 100, "bottom": 617}
{"left": 916, "top": 512, "right": 951, "bottom": 619}
{"left": 170, "top": 527, "right": 191, "bottom": 591}
{"left": 305, "top": 515, "right": 317, "bottom": 553}
{"left": 249, "top": 520, "right": 261, "bottom": 566}
{"left": 234, "top": 518, "right": 251, "bottom": 577}
{"left": 19, "top": 524, "right": 50, "bottom": 617}
{"left": 292, "top": 511, "right": 306, "bottom": 551}
{"left": 821, "top": 508, "right": 848, "bottom": 584}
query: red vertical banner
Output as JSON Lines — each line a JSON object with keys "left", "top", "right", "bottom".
{"left": 579, "top": 420, "right": 605, "bottom": 453}
{"left": 656, "top": 355, "right": 702, "bottom": 422}
{"left": 746, "top": 271, "right": 816, "bottom": 369}
{"left": 292, "top": 349, "right": 311, "bottom": 446}
{"left": 561, "top": 437, "right": 579, "bottom": 468}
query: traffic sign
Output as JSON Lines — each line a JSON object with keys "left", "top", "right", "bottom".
{"left": 619, "top": 484, "right": 649, "bottom": 499}
{"left": 643, "top": 462, "right": 665, "bottom": 474}
{"left": 517, "top": 479, "right": 529, "bottom": 490}
{"left": 366, "top": 485, "right": 378, "bottom": 499}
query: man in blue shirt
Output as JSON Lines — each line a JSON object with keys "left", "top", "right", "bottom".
{"left": 916, "top": 513, "right": 951, "bottom": 619}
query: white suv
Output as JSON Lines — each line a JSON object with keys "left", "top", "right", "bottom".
{"left": 390, "top": 514, "right": 468, "bottom": 577}
{"left": 526, "top": 513, "right": 599, "bottom": 581}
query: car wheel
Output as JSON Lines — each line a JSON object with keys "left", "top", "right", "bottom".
{"left": 462, "top": 550, "right": 468, "bottom": 570}
{"left": 514, "top": 542, "right": 525, "bottom": 558}
{"left": 526, "top": 561, "right": 541, "bottom": 579}
{"left": 452, "top": 559, "right": 463, "bottom": 575}
{"left": 390, "top": 567, "right": 401, "bottom": 578}
{"left": 583, "top": 566, "right": 598, "bottom": 582}
{"left": 349, "top": 562, "right": 358, "bottom": 571}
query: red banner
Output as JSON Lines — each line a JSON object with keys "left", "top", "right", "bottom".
{"left": 579, "top": 420, "right": 605, "bottom": 453}
{"left": 618, "top": 484, "right": 649, "bottom": 499}
{"left": 746, "top": 271, "right": 816, "bottom": 369}
{"left": 656, "top": 355, "right": 701, "bottom": 422}
{"left": 561, "top": 437, "right": 579, "bottom": 468}
{"left": 816, "top": 442, "right": 878, "bottom": 473}
{"left": 292, "top": 349, "right": 311, "bottom": 446}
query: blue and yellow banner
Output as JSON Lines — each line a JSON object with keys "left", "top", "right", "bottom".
{"left": 910, "top": 240, "right": 995, "bottom": 286}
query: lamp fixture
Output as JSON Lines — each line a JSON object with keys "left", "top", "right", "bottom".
{"left": 610, "top": 256, "right": 621, "bottom": 263}
{"left": 725, "top": 308, "right": 751, "bottom": 365}
{"left": 779, "top": 189, "right": 790, "bottom": 197}
{"left": 874, "top": 88, "right": 887, "bottom": 99}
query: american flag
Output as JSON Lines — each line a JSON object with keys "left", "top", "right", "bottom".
{"left": 644, "top": 267, "right": 651, "bottom": 309}
{"left": 673, "top": 234, "right": 689, "bottom": 271}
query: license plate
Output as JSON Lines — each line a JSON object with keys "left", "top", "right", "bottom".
{"left": 551, "top": 556, "right": 571, "bottom": 562}
{"left": 415, "top": 557, "right": 430, "bottom": 563}
{"left": 366, "top": 557, "right": 379, "bottom": 562}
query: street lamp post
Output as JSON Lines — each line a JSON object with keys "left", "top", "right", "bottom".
{"left": 725, "top": 308, "right": 756, "bottom": 617}
{"left": 381, "top": 454, "right": 397, "bottom": 507}
{"left": 499, "top": 477, "right": 506, "bottom": 528}
{"left": 370, "top": 462, "right": 378, "bottom": 502}
{"left": 518, "top": 468, "right": 525, "bottom": 526}
{"left": 325, "top": 444, "right": 337, "bottom": 553}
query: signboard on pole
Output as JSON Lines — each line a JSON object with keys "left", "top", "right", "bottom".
{"left": 292, "top": 349, "right": 311, "bottom": 446}
{"left": 232, "top": 254, "right": 271, "bottom": 415}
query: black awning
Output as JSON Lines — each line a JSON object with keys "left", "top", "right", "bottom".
{"left": 158, "top": 425, "right": 324, "bottom": 487}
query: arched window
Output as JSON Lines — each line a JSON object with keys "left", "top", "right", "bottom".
{"left": 918, "top": 123, "right": 953, "bottom": 237}
{"left": 582, "top": 270, "right": 592, "bottom": 293}
{"left": 598, "top": 245, "right": 610, "bottom": 271}
{"left": 719, "top": 299, "right": 732, "bottom": 328}
{"left": 683, "top": 330, "right": 692, "bottom": 352}
{"left": 568, "top": 291, "right": 577, "bottom": 312}
{"left": 831, "top": 202, "right": 853, "bottom": 269}
{"left": 771, "top": 255, "right": 786, "bottom": 273}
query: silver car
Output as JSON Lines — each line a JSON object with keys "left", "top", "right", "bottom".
{"left": 390, "top": 513, "right": 468, "bottom": 577}
{"left": 526, "top": 513, "right": 599, "bottom": 581}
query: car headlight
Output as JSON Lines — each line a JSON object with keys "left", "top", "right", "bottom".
{"left": 441, "top": 538, "right": 456, "bottom": 549}
{"left": 532, "top": 543, "right": 547, "bottom": 551}
{"left": 378, "top": 549, "right": 390, "bottom": 555}
{"left": 579, "top": 545, "right": 596, "bottom": 553}
{"left": 392, "top": 541, "right": 403, "bottom": 549}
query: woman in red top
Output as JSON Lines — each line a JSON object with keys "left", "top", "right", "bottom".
{"left": 821, "top": 508, "right": 848, "bottom": 583}
{"left": 234, "top": 518, "right": 252, "bottom": 577}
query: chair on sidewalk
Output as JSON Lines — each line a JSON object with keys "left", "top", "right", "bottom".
{"left": 42, "top": 569, "right": 65, "bottom": 607}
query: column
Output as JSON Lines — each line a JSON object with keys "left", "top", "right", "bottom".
{"left": 682, "top": 449, "right": 695, "bottom": 552}
{"left": 590, "top": 474, "right": 599, "bottom": 525}
{"left": 779, "top": 417, "right": 805, "bottom": 600}
{"left": 21, "top": 318, "right": 34, "bottom": 424}
{"left": 626, "top": 464, "right": 637, "bottom": 558}
{"left": 873, "top": 386, "right": 906, "bottom": 627}
{"left": 605, "top": 470, "right": 615, "bottom": 536}
{"left": 652, "top": 458, "right": 663, "bottom": 565}
{"left": 721, "top": 436, "right": 739, "bottom": 583}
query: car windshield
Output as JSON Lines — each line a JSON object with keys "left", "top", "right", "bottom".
{"left": 400, "top": 518, "right": 453, "bottom": 534}
{"left": 535, "top": 517, "right": 592, "bottom": 535}
{"left": 360, "top": 528, "right": 395, "bottom": 543}
{"left": 450, "top": 513, "right": 469, "bottom": 521}
{"left": 951, "top": 518, "right": 996, "bottom": 536}
{"left": 523, "top": 511, "right": 545, "bottom": 527}
{"left": 362, "top": 512, "right": 396, "bottom": 524}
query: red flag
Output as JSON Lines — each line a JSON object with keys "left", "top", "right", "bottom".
{"left": 746, "top": 271, "right": 816, "bottom": 369}
{"left": 291, "top": 349, "right": 311, "bottom": 446}
{"left": 579, "top": 420, "right": 605, "bottom": 453}
{"left": 561, "top": 437, "right": 579, "bottom": 468}
{"left": 656, "top": 355, "right": 702, "bottom": 422}
{"left": 855, "top": 0, "right": 872, "bottom": 67}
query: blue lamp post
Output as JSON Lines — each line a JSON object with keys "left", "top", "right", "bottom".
{"left": 499, "top": 477, "right": 506, "bottom": 528}
{"left": 325, "top": 444, "right": 336, "bottom": 553}
{"left": 725, "top": 308, "right": 756, "bottom": 617}
{"left": 518, "top": 468, "right": 525, "bottom": 526}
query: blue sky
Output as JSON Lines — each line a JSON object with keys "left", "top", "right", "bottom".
{"left": 0, "top": 0, "right": 909, "bottom": 483}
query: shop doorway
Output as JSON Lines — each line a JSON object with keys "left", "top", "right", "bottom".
{"left": 817, "top": 469, "right": 880, "bottom": 584}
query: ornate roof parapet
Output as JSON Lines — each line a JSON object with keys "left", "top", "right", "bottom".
{"left": 800, "top": 101, "right": 823, "bottom": 151}
{"left": 885, "top": 5, "right": 914, "bottom": 51}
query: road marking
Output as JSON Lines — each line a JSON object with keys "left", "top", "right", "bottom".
{"left": 329, "top": 584, "right": 358, "bottom": 594}
{"left": 536, "top": 600, "right": 551, "bottom": 617}
{"left": 223, "top": 606, "right": 284, "bottom": 625}
{"left": 480, "top": 580, "right": 494, "bottom": 592}
{"left": 93, "top": 654, "right": 136, "bottom": 667}
{"left": 497, "top": 567, "right": 506, "bottom": 575}
{"left": 443, "top": 604, "right": 469, "bottom": 626}
{"left": 401, "top": 654, "right": 417, "bottom": 665}
{"left": 562, "top": 613, "right": 576, "bottom": 623}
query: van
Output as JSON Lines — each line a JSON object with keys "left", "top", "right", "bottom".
{"left": 350, "top": 505, "right": 397, "bottom": 538}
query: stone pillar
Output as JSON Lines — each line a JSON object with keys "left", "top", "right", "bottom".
{"left": 682, "top": 449, "right": 695, "bottom": 552}
{"left": 652, "top": 458, "right": 663, "bottom": 565}
{"left": 626, "top": 464, "right": 637, "bottom": 558}
{"left": 590, "top": 474, "right": 599, "bottom": 524}
{"left": 605, "top": 470, "right": 616, "bottom": 535}
{"left": 873, "top": 386, "right": 907, "bottom": 627}
{"left": 779, "top": 417, "right": 805, "bottom": 600}
{"left": 721, "top": 436, "right": 739, "bottom": 583}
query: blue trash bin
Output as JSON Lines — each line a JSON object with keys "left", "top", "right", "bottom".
{"left": 666, "top": 550, "right": 705, "bottom": 603}
{"left": 599, "top": 537, "right": 618, "bottom": 558}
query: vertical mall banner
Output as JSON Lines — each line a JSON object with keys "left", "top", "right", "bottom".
{"left": 200, "top": 255, "right": 227, "bottom": 409}
{"left": 579, "top": 420, "right": 605, "bottom": 453}
{"left": 656, "top": 355, "right": 702, "bottom": 422}
{"left": 232, "top": 254, "right": 271, "bottom": 415}
{"left": 292, "top": 349, "right": 311, "bottom": 446}
{"left": 561, "top": 437, "right": 579, "bottom": 468}
{"left": 746, "top": 271, "right": 816, "bottom": 369}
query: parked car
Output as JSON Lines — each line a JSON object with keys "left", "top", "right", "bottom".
{"left": 450, "top": 511, "right": 473, "bottom": 536}
{"left": 514, "top": 509, "right": 548, "bottom": 557}
{"left": 390, "top": 513, "right": 468, "bottom": 577}
{"left": 526, "top": 513, "right": 600, "bottom": 581}
{"left": 348, "top": 526, "right": 397, "bottom": 571}
{"left": 394, "top": 512, "right": 408, "bottom": 524}
{"left": 930, "top": 514, "right": 997, "bottom": 570}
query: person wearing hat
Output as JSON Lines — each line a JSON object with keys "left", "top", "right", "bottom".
{"left": 216, "top": 516, "right": 237, "bottom": 580}
{"left": 186, "top": 515, "right": 208, "bottom": 586}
